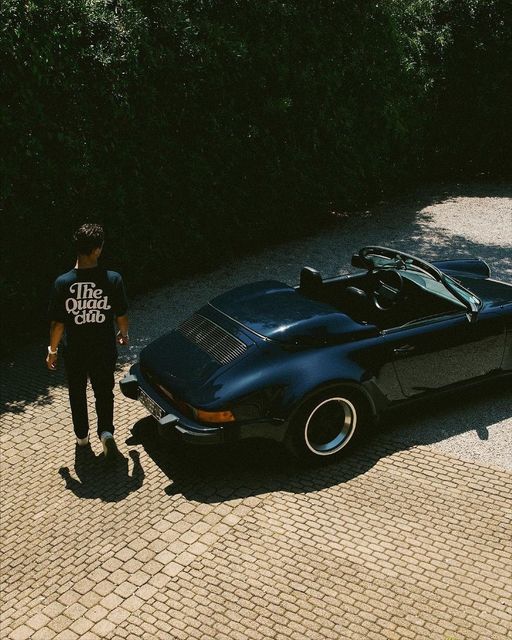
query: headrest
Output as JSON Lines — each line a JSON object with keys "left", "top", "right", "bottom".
{"left": 300, "top": 267, "right": 322, "bottom": 295}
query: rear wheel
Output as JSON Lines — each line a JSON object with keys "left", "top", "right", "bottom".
{"left": 285, "top": 387, "right": 371, "bottom": 463}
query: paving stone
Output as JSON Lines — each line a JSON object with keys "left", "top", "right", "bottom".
{"left": 120, "top": 595, "right": 144, "bottom": 613}
{"left": 53, "top": 630, "right": 79, "bottom": 640}
{"left": 161, "top": 562, "right": 183, "bottom": 577}
{"left": 9, "top": 625, "right": 33, "bottom": 640}
{"left": 32, "top": 628, "right": 57, "bottom": 640}
{"left": 26, "top": 612, "right": 51, "bottom": 631}
{"left": 69, "top": 616, "right": 95, "bottom": 636}
{"left": 115, "top": 547, "right": 137, "bottom": 562}
{"left": 56, "top": 591, "right": 81, "bottom": 607}
{"left": 62, "top": 603, "right": 87, "bottom": 620}
{"left": 105, "top": 607, "right": 131, "bottom": 624}
{"left": 76, "top": 590, "right": 102, "bottom": 608}
{"left": 84, "top": 604, "right": 109, "bottom": 623}
{"left": 47, "top": 615, "right": 72, "bottom": 634}
{"left": 90, "top": 619, "right": 117, "bottom": 637}
{"left": 114, "top": 580, "right": 139, "bottom": 598}
{"left": 101, "top": 593, "right": 123, "bottom": 611}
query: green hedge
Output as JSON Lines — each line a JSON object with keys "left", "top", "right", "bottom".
{"left": 393, "top": 0, "right": 512, "bottom": 176}
{"left": 1, "top": 1, "right": 510, "bottom": 352}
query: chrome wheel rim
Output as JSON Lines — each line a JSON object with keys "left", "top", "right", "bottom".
{"left": 304, "top": 397, "right": 357, "bottom": 456}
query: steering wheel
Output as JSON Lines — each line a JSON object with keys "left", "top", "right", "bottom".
{"left": 371, "top": 269, "right": 403, "bottom": 311}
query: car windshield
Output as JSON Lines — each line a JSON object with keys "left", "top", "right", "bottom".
{"left": 361, "top": 248, "right": 481, "bottom": 313}
{"left": 400, "top": 270, "right": 467, "bottom": 310}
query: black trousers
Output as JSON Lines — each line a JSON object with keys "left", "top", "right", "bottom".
{"left": 64, "top": 349, "right": 116, "bottom": 440}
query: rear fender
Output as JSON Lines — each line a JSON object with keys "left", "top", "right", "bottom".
{"left": 283, "top": 378, "right": 378, "bottom": 427}
{"left": 206, "top": 344, "right": 379, "bottom": 424}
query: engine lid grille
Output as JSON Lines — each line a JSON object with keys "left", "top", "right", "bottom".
{"left": 177, "top": 314, "right": 248, "bottom": 365}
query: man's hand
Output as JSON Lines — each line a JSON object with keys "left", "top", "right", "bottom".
{"left": 47, "top": 322, "right": 64, "bottom": 370}
{"left": 116, "top": 331, "right": 129, "bottom": 346}
{"left": 116, "top": 315, "right": 129, "bottom": 346}
{"left": 46, "top": 352, "right": 58, "bottom": 370}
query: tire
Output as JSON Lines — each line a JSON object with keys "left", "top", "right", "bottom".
{"left": 285, "top": 386, "right": 371, "bottom": 463}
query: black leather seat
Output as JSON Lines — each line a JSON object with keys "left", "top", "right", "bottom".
{"left": 344, "top": 286, "right": 370, "bottom": 321}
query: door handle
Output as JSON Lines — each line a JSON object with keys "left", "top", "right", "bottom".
{"left": 394, "top": 344, "right": 416, "bottom": 355}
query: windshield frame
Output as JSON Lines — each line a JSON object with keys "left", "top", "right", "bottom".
{"left": 441, "top": 273, "right": 482, "bottom": 314}
{"left": 358, "top": 246, "right": 482, "bottom": 315}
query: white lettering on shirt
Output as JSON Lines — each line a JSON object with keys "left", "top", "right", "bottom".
{"left": 65, "top": 282, "right": 111, "bottom": 325}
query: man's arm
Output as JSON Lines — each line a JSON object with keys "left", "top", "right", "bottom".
{"left": 46, "top": 321, "right": 65, "bottom": 370}
{"left": 116, "top": 314, "right": 129, "bottom": 346}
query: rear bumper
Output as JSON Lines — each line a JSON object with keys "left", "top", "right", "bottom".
{"left": 119, "top": 365, "right": 287, "bottom": 445}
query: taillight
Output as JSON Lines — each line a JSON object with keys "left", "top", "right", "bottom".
{"left": 191, "top": 408, "right": 235, "bottom": 424}
{"left": 156, "top": 384, "right": 234, "bottom": 423}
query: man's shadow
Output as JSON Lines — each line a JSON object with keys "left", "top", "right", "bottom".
{"left": 58, "top": 446, "right": 145, "bottom": 502}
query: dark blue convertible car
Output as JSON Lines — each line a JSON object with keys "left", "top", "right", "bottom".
{"left": 120, "top": 247, "right": 512, "bottom": 462}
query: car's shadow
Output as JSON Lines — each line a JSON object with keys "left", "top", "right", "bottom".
{"left": 127, "top": 378, "right": 511, "bottom": 503}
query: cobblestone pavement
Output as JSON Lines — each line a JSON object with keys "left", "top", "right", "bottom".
{"left": 1, "top": 184, "right": 511, "bottom": 640}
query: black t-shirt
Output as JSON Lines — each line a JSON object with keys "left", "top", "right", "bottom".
{"left": 48, "top": 267, "right": 128, "bottom": 355}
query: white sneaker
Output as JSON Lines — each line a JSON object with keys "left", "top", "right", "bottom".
{"left": 76, "top": 435, "right": 89, "bottom": 446}
{"left": 100, "top": 431, "right": 119, "bottom": 461}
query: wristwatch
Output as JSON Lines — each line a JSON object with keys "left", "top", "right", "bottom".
{"left": 48, "top": 346, "right": 58, "bottom": 355}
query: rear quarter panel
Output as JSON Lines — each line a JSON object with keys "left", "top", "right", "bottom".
{"left": 204, "top": 335, "right": 397, "bottom": 421}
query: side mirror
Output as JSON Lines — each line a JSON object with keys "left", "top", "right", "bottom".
{"left": 466, "top": 311, "right": 479, "bottom": 324}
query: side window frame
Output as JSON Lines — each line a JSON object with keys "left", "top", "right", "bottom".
{"left": 381, "top": 310, "right": 466, "bottom": 335}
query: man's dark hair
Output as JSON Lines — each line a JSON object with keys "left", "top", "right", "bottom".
{"left": 73, "top": 223, "right": 104, "bottom": 255}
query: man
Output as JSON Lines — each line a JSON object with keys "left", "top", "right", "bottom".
{"left": 46, "top": 223, "right": 129, "bottom": 460}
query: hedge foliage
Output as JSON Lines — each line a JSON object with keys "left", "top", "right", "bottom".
{"left": 1, "top": 0, "right": 510, "bottom": 351}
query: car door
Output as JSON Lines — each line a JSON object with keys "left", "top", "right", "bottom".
{"left": 385, "top": 311, "right": 505, "bottom": 397}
